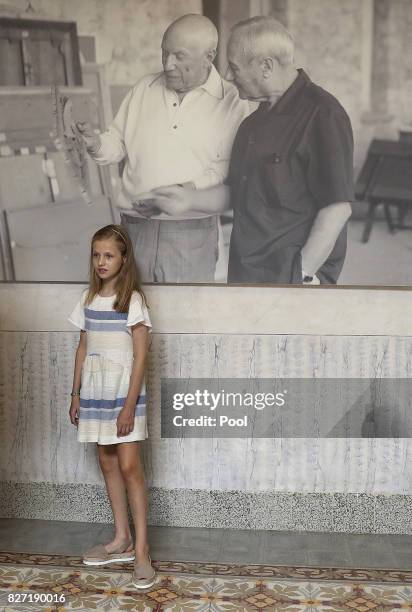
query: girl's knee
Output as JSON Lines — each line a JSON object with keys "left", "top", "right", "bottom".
{"left": 98, "top": 449, "right": 118, "bottom": 473}
{"left": 119, "top": 460, "right": 144, "bottom": 482}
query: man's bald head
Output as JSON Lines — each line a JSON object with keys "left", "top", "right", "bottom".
{"left": 163, "top": 14, "right": 218, "bottom": 55}
{"left": 161, "top": 14, "right": 218, "bottom": 94}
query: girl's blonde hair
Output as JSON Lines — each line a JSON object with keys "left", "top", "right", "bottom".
{"left": 86, "top": 224, "right": 148, "bottom": 312}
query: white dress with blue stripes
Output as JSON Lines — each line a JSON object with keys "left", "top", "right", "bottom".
{"left": 68, "top": 290, "right": 151, "bottom": 444}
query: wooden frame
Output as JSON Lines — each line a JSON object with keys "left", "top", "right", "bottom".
{"left": 0, "top": 17, "right": 82, "bottom": 86}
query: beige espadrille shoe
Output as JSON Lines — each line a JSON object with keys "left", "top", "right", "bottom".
{"left": 132, "top": 555, "right": 156, "bottom": 589}
{"left": 83, "top": 542, "right": 135, "bottom": 566}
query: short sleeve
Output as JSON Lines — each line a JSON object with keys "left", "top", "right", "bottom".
{"left": 306, "top": 109, "right": 355, "bottom": 209}
{"left": 224, "top": 116, "right": 250, "bottom": 189}
{"left": 68, "top": 289, "right": 87, "bottom": 331}
{"left": 127, "top": 292, "right": 152, "bottom": 332}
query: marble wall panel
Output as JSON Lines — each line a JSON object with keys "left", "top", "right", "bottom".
{"left": 0, "top": 331, "right": 102, "bottom": 484}
{"left": 1, "top": 330, "right": 412, "bottom": 495}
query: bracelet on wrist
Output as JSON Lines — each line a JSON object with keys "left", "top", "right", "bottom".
{"left": 70, "top": 391, "right": 80, "bottom": 397}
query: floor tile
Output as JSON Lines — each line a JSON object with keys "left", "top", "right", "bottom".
{"left": 149, "top": 526, "right": 222, "bottom": 562}
{"left": 2, "top": 521, "right": 104, "bottom": 554}
{"left": 391, "top": 552, "right": 412, "bottom": 570}
{"left": 262, "top": 547, "right": 310, "bottom": 566}
{"left": 263, "top": 531, "right": 308, "bottom": 551}
{"left": 150, "top": 525, "right": 222, "bottom": 547}
{"left": 218, "top": 529, "right": 264, "bottom": 564}
{"left": 262, "top": 531, "right": 349, "bottom": 553}
{"left": 307, "top": 549, "right": 354, "bottom": 567}
{"left": 0, "top": 519, "right": 102, "bottom": 553}
{"left": 346, "top": 534, "right": 395, "bottom": 553}
{"left": 0, "top": 519, "right": 410, "bottom": 570}
{"left": 150, "top": 542, "right": 219, "bottom": 563}
{"left": 383, "top": 534, "right": 412, "bottom": 554}
{"left": 348, "top": 549, "right": 398, "bottom": 569}
{"left": 300, "top": 532, "right": 352, "bottom": 551}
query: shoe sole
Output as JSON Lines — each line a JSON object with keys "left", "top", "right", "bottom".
{"left": 83, "top": 555, "right": 135, "bottom": 566}
{"left": 131, "top": 575, "right": 156, "bottom": 590}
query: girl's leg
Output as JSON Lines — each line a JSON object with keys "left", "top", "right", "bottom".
{"left": 117, "top": 441, "right": 149, "bottom": 563}
{"left": 97, "top": 443, "right": 134, "bottom": 552}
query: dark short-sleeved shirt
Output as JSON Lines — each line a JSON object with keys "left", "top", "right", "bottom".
{"left": 227, "top": 69, "right": 354, "bottom": 284}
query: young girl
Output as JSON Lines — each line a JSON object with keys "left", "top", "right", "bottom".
{"left": 68, "top": 224, "right": 155, "bottom": 590}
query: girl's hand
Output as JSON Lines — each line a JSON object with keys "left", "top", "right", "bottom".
{"left": 117, "top": 407, "right": 135, "bottom": 437}
{"left": 69, "top": 397, "right": 80, "bottom": 427}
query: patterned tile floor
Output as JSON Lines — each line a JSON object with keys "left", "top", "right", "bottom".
{"left": 0, "top": 519, "right": 411, "bottom": 570}
{"left": 1, "top": 551, "right": 412, "bottom": 611}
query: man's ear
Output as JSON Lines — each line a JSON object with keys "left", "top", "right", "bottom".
{"left": 206, "top": 48, "right": 217, "bottom": 63}
{"left": 262, "top": 57, "right": 274, "bottom": 78}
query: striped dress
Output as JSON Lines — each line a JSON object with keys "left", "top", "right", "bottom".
{"left": 68, "top": 290, "right": 151, "bottom": 444}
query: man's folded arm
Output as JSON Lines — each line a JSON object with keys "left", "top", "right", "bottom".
{"left": 192, "top": 160, "right": 229, "bottom": 190}
{"left": 192, "top": 183, "right": 231, "bottom": 213}
{"left": 151, "top": 183, "right": 231, "bottom": 216}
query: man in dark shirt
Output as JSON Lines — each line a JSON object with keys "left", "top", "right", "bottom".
{"left": 146, "top": 16, "right": 354, "bottom": 285}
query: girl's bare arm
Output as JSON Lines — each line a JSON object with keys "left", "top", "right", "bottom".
{"left": 117, "top": 324, "right": 149, "bottom": 436}
{"left": 69, "top": 331, "right": 87, "bottom": 426}
{"left": 125, "top": 324, "right": 149, "bottom": 408}
{"left": 72, "top": 330, "right": 87, "bottom": 393}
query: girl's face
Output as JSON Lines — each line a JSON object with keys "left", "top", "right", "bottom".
{"left": 92, "top": 238, "right": 125, "bottom": 283}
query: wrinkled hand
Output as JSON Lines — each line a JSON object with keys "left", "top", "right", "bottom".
{"left": 117, "top": 407, "right": 135, "bottom": 437}
{"left": 69, "top": 397, "right": 80, "bottom": 428}
{"left": 76, "top": 121, "right": 101, "bottom": 152}
{"left": 132, "top": 197, "right": 161, "bottom": 219}
{"left": 149, "top": 184, "right": 193, "bottom": 217}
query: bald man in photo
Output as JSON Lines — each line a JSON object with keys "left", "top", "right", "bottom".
{"left": 78, "top": 14, "right": 249, "bottom": 283}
